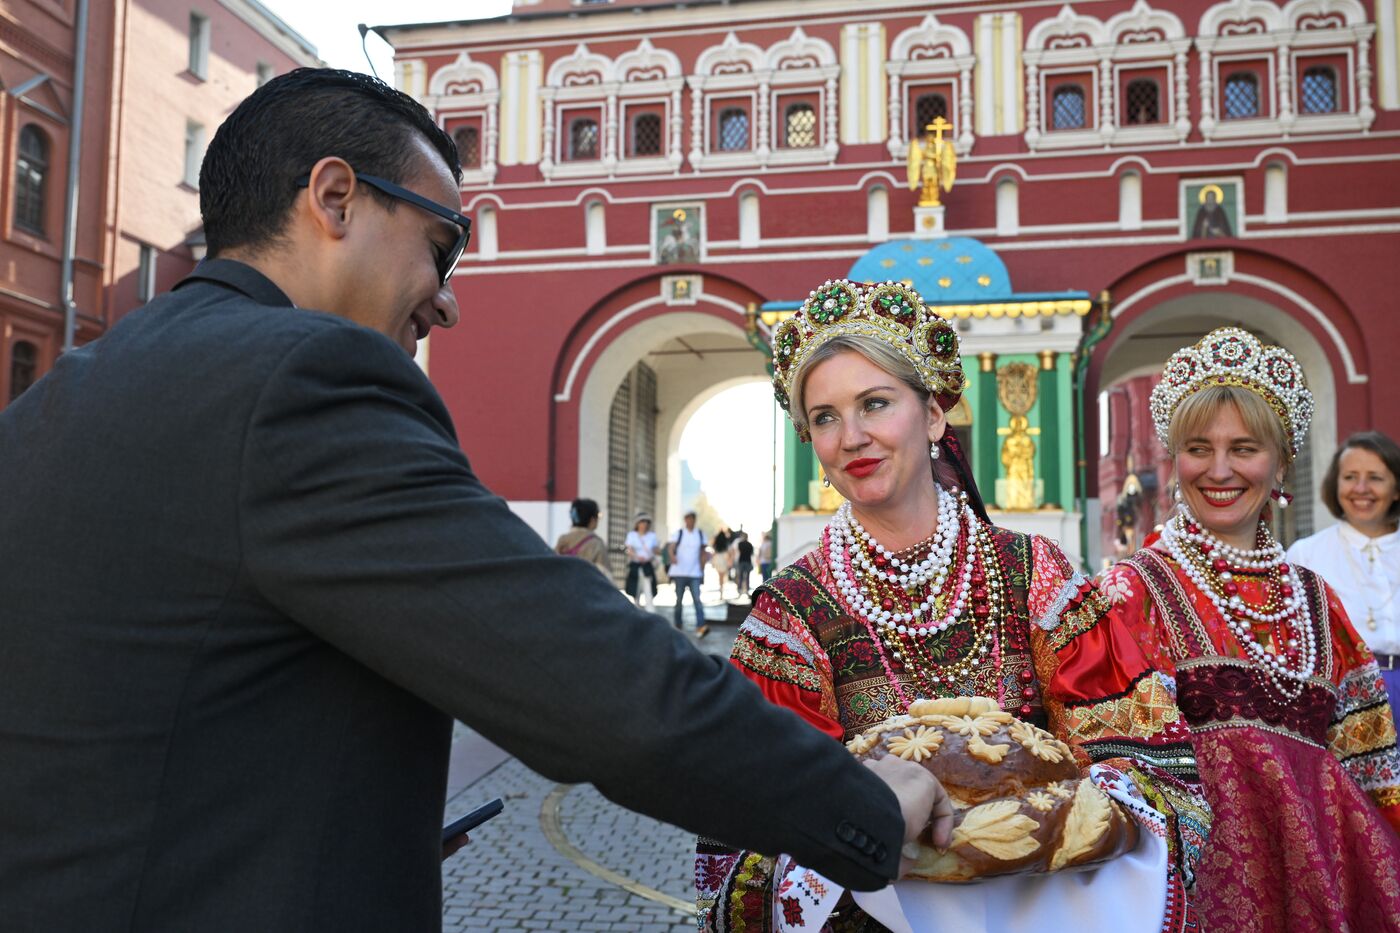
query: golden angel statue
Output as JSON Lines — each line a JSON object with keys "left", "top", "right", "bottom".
{"left": 907, "top": 116, "right": 956, "bottom": 207}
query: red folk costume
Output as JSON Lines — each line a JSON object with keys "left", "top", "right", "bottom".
{"left": 1094, "top": 548, "right": 1400, "bottom": 931}
{"left": 1107, "top": 326, "right": 1400, "bottom": 931}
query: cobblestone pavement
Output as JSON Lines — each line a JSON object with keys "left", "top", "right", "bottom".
{"left": 441, "top": 617, "right": 741, "bottom": 931}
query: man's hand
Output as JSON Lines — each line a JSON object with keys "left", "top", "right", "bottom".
{"left": 441, "top": 833, "right": 471, "bottom": 861}
{"left": 862, "top": 754, "right": 954, "bottom": 878}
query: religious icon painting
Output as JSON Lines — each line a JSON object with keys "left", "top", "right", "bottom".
{"left": 653, "top": 204, "right": 704, "bottom": 265}
{"left": 1181, "top": 178, "right": 1243, "bottom": 240}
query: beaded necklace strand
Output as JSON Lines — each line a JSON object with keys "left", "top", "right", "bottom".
{"left": 823, "top": 495, "right": 1020, "bottom": 712}
{"left": 1161, "top": 507, "right": 1318, "bottom": 700}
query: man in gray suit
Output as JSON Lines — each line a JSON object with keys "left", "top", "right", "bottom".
{"left": 0, "top": 70, "right": 947, "bottom": 931}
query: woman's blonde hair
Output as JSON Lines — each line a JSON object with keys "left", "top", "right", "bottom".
{"left": 1167, "top": 384, "right": 1290, "bottom": 465}
{"left": 788, "top": 335, "right": 929, "bottom": 433}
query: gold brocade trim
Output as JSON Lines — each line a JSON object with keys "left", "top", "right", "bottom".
{"left": 1327, "top": 703, "right": 1400, "bottom": 761}
{"left": 1193, "top": 716, "right": 1326, "bottom": 750}
{"left": 1374, "top": 785, "right": 1400, "bottom": 809}
{"left": 732, "top": 631, "right": 825, "bottom": 695}
{"left": 727, "top": 853, "right": 775, "bottom": 932}
{"left": 1064, "top": 671, "right": 1181, "bottom": 743}
{"left": 1044, "top": 587, "right": 1112, "bottom": 653}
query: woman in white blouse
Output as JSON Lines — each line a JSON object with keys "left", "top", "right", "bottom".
{"left": 1288, "top": 431, "right": 1400, "bottom": 715}
{"left": 624, "top": 513, "right": 660, "bottom": 611}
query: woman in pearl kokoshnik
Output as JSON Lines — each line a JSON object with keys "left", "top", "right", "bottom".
{"left": 695, "top": 280, "right": 1212, "bottom": 933}
{"left": 1098, "top": 327, "right": 1400, "bottom": 931}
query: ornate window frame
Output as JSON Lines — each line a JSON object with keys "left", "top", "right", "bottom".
{"left": 885, "top": 14, "right": 975, "bottom": 158}
{"left": 1196, "top": 0, "right": 1374, "bottom": 141}
{"left": 687, "top": 32, "right": 766, "bottom": 171}
{"left": 764, "top": 28, "right": 839, "bottom": 167}
{"left": 686, "top": 29, "right": 838, "bottom": 171}
{"left": 1104, "top": 1, "right": 1191, "bottom": 145}
{"left": 1025, "top": 2, "right": 1189, "bottom": 151}
{"left": 613, "top": 38, "right": 685, "bottom": 176}
{"left": 540, "top": 44, "right": 616, "bottom": 180}
{"left": 425, "top": 52, "right": 500, "bottom": 185}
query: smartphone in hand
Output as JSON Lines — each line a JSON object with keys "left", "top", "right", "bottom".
{"left": 441, "top": 797, "right": 504, "bottom": 858}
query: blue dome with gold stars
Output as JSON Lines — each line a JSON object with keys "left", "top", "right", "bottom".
{"left": 847, "top": 236, "right": 1012, "bottom": 303}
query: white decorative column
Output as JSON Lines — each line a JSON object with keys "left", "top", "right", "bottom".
{"left": 958, "top": 66, "right": 975, "bottom": 151}
{"left": 1024, "top": 62, "right": 1041, "bottom": 150}
{"left": 887, "top": 72, "right": 903, "bottom": 157}
{"left": 604, "top": 91, "right": 618, "bottom": 174}
{"left": 824, "top": 76, "right": 839, "bottom": 161}
{"left": 1359, "top": 34, "right": 1376, "bottom": 128}
{"left": 1174, "top": 50, "right": 1191, "bottom": 142}
{"left": 540, "top": 95, "right": 555, "bottom": 178}
{"left": 1098, "top": 54, "right": 1115, "bottom": 145}
{"left": 756, "top": 78, "right": 772, "bottom": 162}
{"left": 668, "top": 87, "right": 684, "bottom": 172}
{"left": 485, "top": 100, "right": 499, "bottom": 183}
{"left": 1199, "top": 48, "right": 1216, "bottom": 141}
{"left": 1277, "top": 44, "right": 1295, "bottom": 135}
{"left": 687, "top": 78, "right": 704, "bottom": 170}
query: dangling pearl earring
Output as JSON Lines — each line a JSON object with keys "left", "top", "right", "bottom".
{"left": 1173, "top": 484, "right": 1183, "bottom": 504}
{"left": 930, "top": 441, "right": 941, "bottom": 461}
{"left": 1271, "top": 483, "right": 1292, "bottom": 508}
{"left": 822, "top": 474, "right": 832, "bottom": 488}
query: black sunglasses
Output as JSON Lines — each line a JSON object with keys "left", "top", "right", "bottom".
{"left": 294, "top": 171, "right": 471, "bottom": 286}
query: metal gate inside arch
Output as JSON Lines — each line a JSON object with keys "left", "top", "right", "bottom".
{"left": 605, "top": 362, "right": 658, "bottom": 584}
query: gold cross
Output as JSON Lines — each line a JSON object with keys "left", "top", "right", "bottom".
{"left": 925, "top": 116, "right": 952, "bottom": 146}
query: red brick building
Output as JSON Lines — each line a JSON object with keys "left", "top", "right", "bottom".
{"left": 0, "top": 0, "right": 319, "bottom": 406}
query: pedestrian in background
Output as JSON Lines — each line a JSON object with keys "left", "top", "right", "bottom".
{"left": 555, "top": 498, "right": 611, "bottom": 579}
{"left": 1288, "top": 430, "right": 1400, "bottom": 717}
{"left": 733, "top": 530, "right": 754, "bottom": 597}
{"left": 758, "top": 531, "right": 774, "bottom": 581}
{"left": 624, "top": 512, "right": 659, "bottom": 611}
{"left": 711, "top": 527, "right": 732, "bottom": 599}
{"left": 668, "top": 511, "right": 708, "bottom": 635}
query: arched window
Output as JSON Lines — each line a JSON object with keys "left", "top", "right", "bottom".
{"left": 1222, "top": 73, "right": 1259, "bottom": 119}
{"left": 568, "top": 118, "right": 599, "bottom": 160}
{"left": 1300, "top": 66, "right": 1337, "bottom": 114}
{"left": 631, "top": 112, "right": 662, "bottom": 156}
{"left": 784, "top": 103, "right": 816, "bottom": 148}
{"left": 14, "top": 126, "right": 49, "bottom": 236}
{"left": 453, "top": 126, "right": 481, "bottom": 169}
{"left": 9, "top": 340, "right": 37, "bottom": 402}
{"left": 718, "top": 108, "right": 749, "bottom": 151}
{"left": 911, "top": 93, "right": 948, "bottom": 138}
{"left": 1051, "top": 86, "right": 1086, "bottom": 130}
{"left": 1124, "top": 79, "right": 1160, "bottom": 125}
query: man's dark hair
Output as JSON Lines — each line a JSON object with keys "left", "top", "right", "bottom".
{"left": 1321, "top": 431, "right": 1400, "bottom": 522}
{"left": 199, "top": 68, "right": 461, "bottom": 257}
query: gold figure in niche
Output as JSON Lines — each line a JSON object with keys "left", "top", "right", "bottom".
{"left": 907, "top": 117, "right": 957, "bottom": 207}
{"left": 1000, "top": 416, "right": 1038, "bottom": 511}
{"left": 996, "top": 363, "right": 1040, "bottom": 511}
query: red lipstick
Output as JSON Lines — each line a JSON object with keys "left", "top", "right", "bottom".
{"left": 844, "top": 458, "right": 883, "bottom": 478}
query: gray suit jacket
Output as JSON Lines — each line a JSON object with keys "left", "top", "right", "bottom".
{"left": 0, "top": 260, "right": 902, "bottom": 931}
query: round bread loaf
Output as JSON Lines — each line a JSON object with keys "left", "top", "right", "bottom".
{"left": 846, "top": 696, "right": 1139, "bottom": 883}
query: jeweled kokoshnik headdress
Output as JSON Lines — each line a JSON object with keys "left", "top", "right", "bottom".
{"left": 771, "top": 278, "right": 989, "bottom": 522}
{"left": 1149, "top": 326, "right": 1314, "bottom": 460}
{"left": 771, "top": 279, "right": 967, "bottom": 433}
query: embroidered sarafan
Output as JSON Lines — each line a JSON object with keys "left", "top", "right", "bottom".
{"left": 696, "top": 527, "right": 1208, "bottom": 933}
{"left": 1111, "top": 549, "right": 1400, "bottom": 931}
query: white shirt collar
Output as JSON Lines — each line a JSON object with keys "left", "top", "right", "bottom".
{"left": 1336, "top": 520, "right": 1400, "bottom": 551}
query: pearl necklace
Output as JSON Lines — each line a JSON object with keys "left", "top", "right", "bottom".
{"left": 1161, "top": 508, "right": 1318, "bottom": 697}
{"left": 828, "top": 489, "right": 973, "bottom": 635}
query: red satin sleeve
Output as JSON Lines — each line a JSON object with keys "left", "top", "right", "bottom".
{"left": 727, "top": 591, "right": 845, "bottom": 741}
{"left": 731, "top": 657, "right": 845, "bottom": 740}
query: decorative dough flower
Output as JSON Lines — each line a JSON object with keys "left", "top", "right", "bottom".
{"left": 846, "top": 732, "right": 880, "bottom": 756}
{"left": 1010, "top": 720, "right": 1072, "bottom": 763}
{"left": 1026, "top": 791, "right": 1056, "bottom": 813}
{"left": 887, "top": 726, "right": 944, "bottom": 762}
